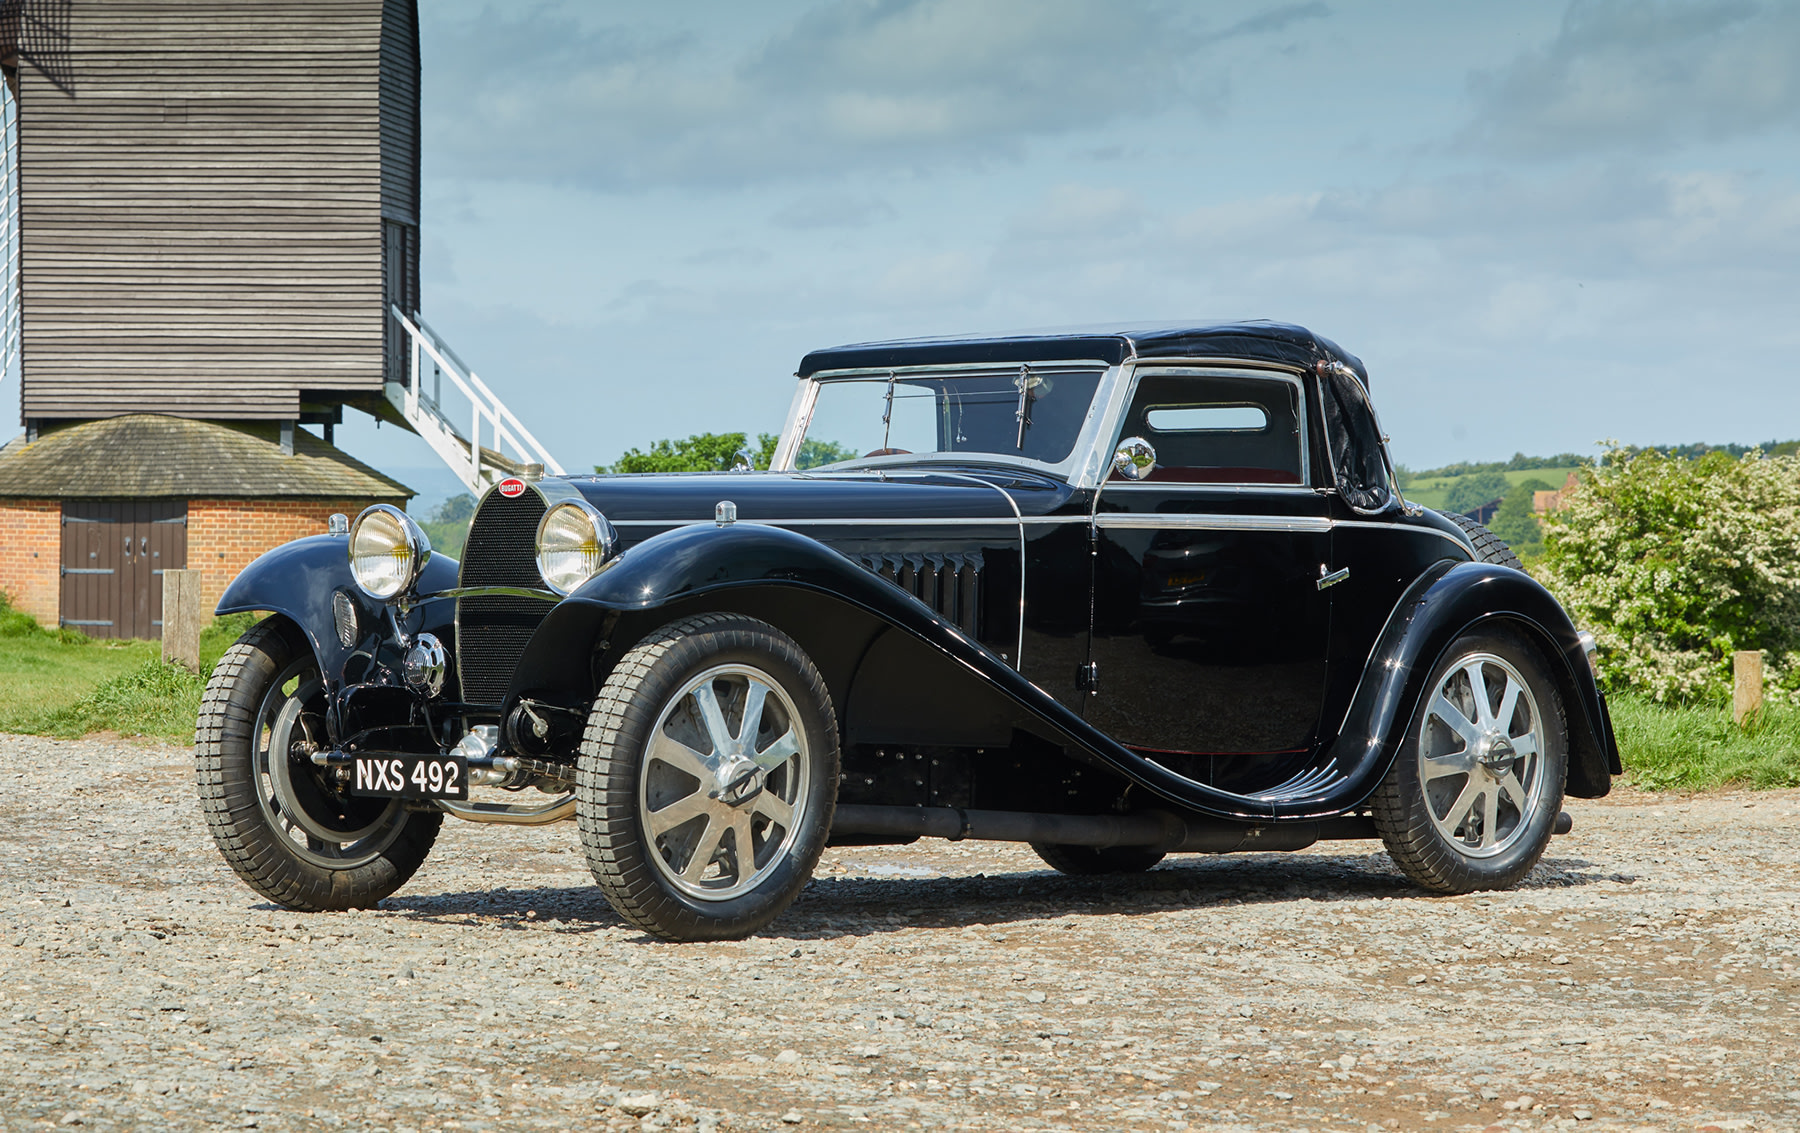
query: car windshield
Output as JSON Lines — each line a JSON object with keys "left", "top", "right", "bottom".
{"left": 800, "top": 368, "right": 1104, "bottom": 469}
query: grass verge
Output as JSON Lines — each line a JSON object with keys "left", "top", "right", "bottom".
{"left": 0, "top": 592, "right": 257, "bottom": 741}
{"left": 1611, "top": 692, "right": 1800, "bottom": 791}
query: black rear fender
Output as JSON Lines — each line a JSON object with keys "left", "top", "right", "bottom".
{"left": 1326, "top": 560, "right": 1618, "bottom": 806}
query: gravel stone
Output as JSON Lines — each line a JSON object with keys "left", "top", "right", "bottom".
{"left": 4, "top": 732, "right": 1800, "bottom": 1130}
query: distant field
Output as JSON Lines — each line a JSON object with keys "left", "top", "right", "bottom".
{"left": 1400, "top": 466, "right": 1580, "bottom": 511}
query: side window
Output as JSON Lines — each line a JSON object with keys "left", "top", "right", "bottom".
{"left": 1113, "top": 372, "right": 1305, "bottom": 485}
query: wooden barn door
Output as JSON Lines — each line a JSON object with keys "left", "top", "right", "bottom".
{"left": 61, "top": 501, "right": 187, "bottom": 639}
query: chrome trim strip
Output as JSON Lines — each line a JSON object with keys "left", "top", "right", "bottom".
{"left": 423, "top": 585, "right": 561, "bottom": 603}
{"left": 1334, "top": 519, "right": 1472, "bottom": 553}
{"left": 1094, "top": 514, "right": 1333, "bottom": 533}
{"left": 1101, "top": 482, "right": 1317, "bottom": 496}
{"left": 609, "top": 516, "right": 1028, "bottom": 528}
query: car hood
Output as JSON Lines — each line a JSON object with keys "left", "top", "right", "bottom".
{"left": 560, "top": 467, "right": 1082, "bottom": 527}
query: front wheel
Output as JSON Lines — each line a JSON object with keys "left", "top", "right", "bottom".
{"left": 577, "top": 614, "right": 839, "bottom": 941}
{"left": 194, "top": 620, "right": 440, "bottom": 911}
{"left": 1371, "top": 627, "right": 1567, "bottom": 893}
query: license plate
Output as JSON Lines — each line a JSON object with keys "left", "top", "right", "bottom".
{"left": 348, "top": 754, "right": 468, "bottom": 800}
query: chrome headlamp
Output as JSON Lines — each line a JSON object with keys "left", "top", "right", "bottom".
{"left": 536, "top": 499, "right": 618, "bottom": 596}
{"left": 348, "top": 504, "right": 431, "bottom": 602}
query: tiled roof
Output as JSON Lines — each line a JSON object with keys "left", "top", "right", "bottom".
{"left": 0, "top": 415, "right": 412, "bottom": 500}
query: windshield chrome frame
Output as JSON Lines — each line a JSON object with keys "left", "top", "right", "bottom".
{"left": 773, "top": 359, "right": 1128, "bottom": 483}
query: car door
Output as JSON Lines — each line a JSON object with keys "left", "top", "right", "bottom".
{"left": 1085, "top": 366, "right": 1334, "bottom": 784}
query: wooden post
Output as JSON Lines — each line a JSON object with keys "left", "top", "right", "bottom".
{"left": 162, "top": 569, "right": 202, "bottom": 673}
{"left": 1733, "top": 650, "right": 1764, "bottom": 726}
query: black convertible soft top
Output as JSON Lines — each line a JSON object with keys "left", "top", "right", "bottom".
{"left": 797, "top": 320, "right": 1368, "bottom": 385}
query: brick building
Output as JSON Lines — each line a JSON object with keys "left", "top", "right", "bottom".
{"left": 0, "top": 415, "right": 407, "bottom": 636}
{"left": 0, "top": 1, "right": 429, "bottom": 637}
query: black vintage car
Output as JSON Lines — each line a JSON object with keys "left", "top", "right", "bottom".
{"left": 197, "top": 322, "right": 1618, "bottom": 941}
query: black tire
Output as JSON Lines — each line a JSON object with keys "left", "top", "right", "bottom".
{"left": 1371, "top": 627, "right": 1567, "bottom": 893}
{"left": 1030, "top": 842, "right": 1166, "bottom": 875}
{"left": 577, "top": 614, "right": 839, "bottom": 942}
{"left": 1438, "top": 510, "right": 1523, "bottom": 570}
{"left": 195, "top": 620, "right": 440, "bottom": 911}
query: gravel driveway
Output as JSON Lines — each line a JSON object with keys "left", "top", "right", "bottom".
{"left": 4, "top": 732, "right": 1798, "bottom": 1133}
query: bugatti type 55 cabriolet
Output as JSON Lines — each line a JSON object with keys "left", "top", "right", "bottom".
{"left": 197, "top": 322, "right": 1618, "bottom": 940}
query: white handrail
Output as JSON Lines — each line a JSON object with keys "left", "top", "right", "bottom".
{"left": 388, "top": 305, "right": 565, "bottom": 490}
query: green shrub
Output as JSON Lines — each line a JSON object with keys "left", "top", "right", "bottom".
{"left": 1538, "top": 446, "right": 1800, "bottom": 704}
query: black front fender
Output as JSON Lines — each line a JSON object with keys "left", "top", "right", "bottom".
{"left": 1322, "top": 560, "right": 1619, "bottom": 811}
{"left": 215, "top": 534, "right": 459, "bottom": 685}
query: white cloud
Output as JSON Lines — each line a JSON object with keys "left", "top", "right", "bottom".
{"left": 423, "top": 0, "right": 1323, "bottom": 190}
{"left": 1463, "top": 0, "right": 1800, "bottom": 158}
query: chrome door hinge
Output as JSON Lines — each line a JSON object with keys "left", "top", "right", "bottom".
{"left": 1317, "top": 565, "right": 1350, "bottom": 591}
{"left": 1076, "top": 661, "right": 1099, "bottom": 693}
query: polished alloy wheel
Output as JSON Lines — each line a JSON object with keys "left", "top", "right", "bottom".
{"left": 1417, "top": 652, "right": 1549, "bottom": 858}
{"left": 638, "top": 663, "right": 811, "bottom": 901}
{"left": 253, "top": 656, "right": 403, "bottom": 870}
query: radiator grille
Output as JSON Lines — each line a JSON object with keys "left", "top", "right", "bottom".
{"left": 856, "top": 550, "right": 983, "bottom": 636}
{"left": 457, "top": 489, "right": 550, "bottom": 706}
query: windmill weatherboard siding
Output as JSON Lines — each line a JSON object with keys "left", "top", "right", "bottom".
{"left": 15, "top": 0, "right": 421, "bottom": 421}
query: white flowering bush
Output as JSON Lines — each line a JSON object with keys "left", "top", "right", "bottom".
{"left": 1537, "top": 447, "right": 1800, "bottom": 704}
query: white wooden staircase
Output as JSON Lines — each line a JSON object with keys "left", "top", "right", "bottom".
{"left": 386, "top": 306, "right": 565, "bottom": 492}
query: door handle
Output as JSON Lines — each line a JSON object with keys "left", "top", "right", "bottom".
{"left": 141, "top": 536, "right": 149, "bottom": 556}
{"left": 1317, "top": 566, "right": 1350, "bottom": 591}
{"left": 124, "top": 536, "right": 133, "bottom": 561}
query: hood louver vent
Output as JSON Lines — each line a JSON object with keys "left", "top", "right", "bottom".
{"left": 856, "top": 550, "right": 983, "bottom": 636}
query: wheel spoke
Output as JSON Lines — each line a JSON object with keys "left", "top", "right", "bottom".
{"left": 1498, "top": 769, "right": 1528, "bottom": 813}
{"left": 738, "top": 681, "right": 770, "bottom": 750}
{"left": 753, "top": 727, "right": 801, "bottom": 771}
{"left": 647, "top": 731, "right": 714, "bottom": 781}
{"left": 1427, "top": 692, "right": 1482, "bottom": 747}
{"left": 1422, "top": 748, "right": 1476, "bottom": 782}
{"left": 752, "top": 790, "right": 794, "bottom": 830}
{"left": 1463, "top": 662, "right": 1494, "bottom": 729}
{"left": 644, "top": 790, "right": 712, "bottom": 839}
{"left": 1480, "top": 787, "right": 1500, "bottom": 849}
{"left": 729, "top": 810, "right": 757, "bottom": 878}
{"left": 679, "top": 815, "right": 726, "bottom": 883}
{"left": 689, "top": 683, "right": 734, "bottom": 756}
{"left": 1440, "top": 777, "right": 1482, "bottom": 835}
{"left": 1509, "top": 732, "right": 1539, "bottom": 760}
{"left": 1495, "top": 676, "right": 1523, "bottom": 736}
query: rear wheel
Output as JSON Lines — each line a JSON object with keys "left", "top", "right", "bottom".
{"left": 578, "top": 614, "right": 839, "bottom": 941}
{"left": 1371, "top": 627, "right": 1566, "bottom": 893}
{"left": 1031, "top": 842, "right": 1166, "bottom": 875}
{"left": 195, "top": 620, "right": 440, "bottom": 911}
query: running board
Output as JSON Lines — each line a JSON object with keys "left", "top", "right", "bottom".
{"left": 829, "top": 805, "right": 1377, "bottom": 852}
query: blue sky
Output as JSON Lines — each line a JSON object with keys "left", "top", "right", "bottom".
{"left": 57, "top": 2, "right": 1800, "bottom": 504}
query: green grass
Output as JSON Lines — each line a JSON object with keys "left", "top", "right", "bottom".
{"left": 1402, "top": 467, "right": 1580, "bottom": 511}
{"left": 0, "top": 592, "right": 258, "bottom": 741}
{"left": 1611, "top": 693, "right": 1800, "bottom": 791}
